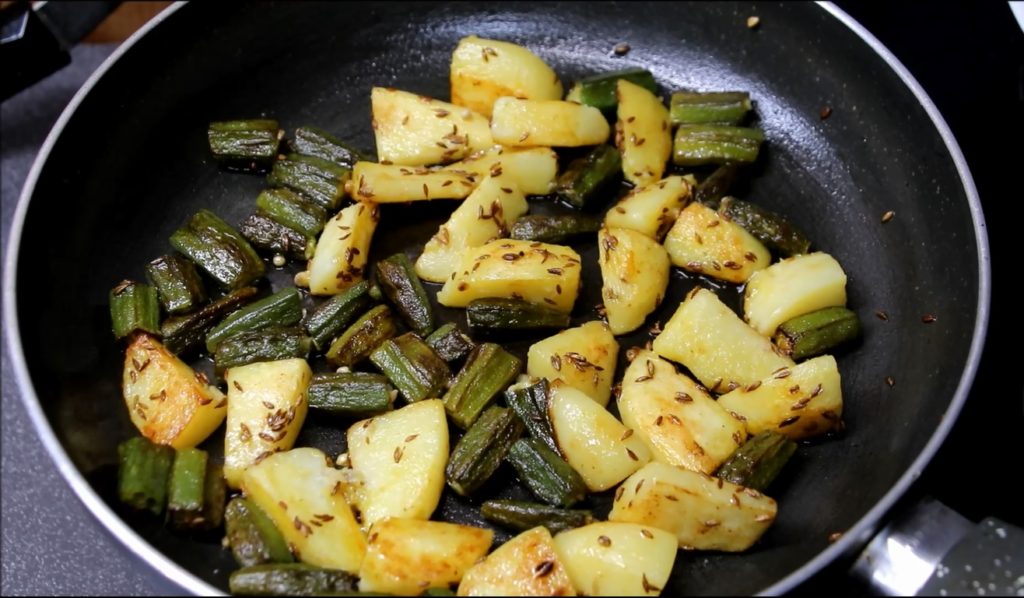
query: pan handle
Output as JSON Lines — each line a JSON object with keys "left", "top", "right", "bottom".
{"left": 851, "top": 498, "right": 1024, "bottom": 595}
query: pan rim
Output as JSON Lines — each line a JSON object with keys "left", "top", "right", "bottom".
{"left": 1, "top": 2, "right": 990, "bottom": 595}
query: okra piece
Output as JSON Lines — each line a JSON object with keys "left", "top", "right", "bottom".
{"left": 200, "top": 463, "right": 227, "bottom": 530}
{"left": 673, "top": 124, "right": 764, "bottom": 166}
{"left": 326, "top": 304, "right": 399, "bottom": 368}
{"left": 290, "top": 126, "right": 366, "bottom": 168}
{"left": 229, "top": 563, "right": 358, "bottom": 596}
{"left": 718, "top": 196, "right": 812, "bottom": 257}
{"left": 716, "top": 431, "right": 798, "bottom": 492}
{"left": 205, "top": 287, "right": 304, "bottom": 353}
{"left": 424, "top": 322, "right": 475, "bottom": 364}
{"left": 145, "top": 255, "right": 207, "bottom": 315}
{"left": 170, "top": 209, "right": 265, "bottom": 290}
{"left": 239, "top": 213, "right": 315, "bottom": 261}
{"left": 307, "top": 372, "right": 393, "bottom": 416}
{"left": 303, "top": 280, "right": 372, "bottom": 351}
{"left": 505, "top": 438, "right": 587, "bottom": 508}
{"left": 443, "top": 343, "right": 523, "bottom": 429}
{"left": 481, "top": 499, "right": 596, "bottom": 535}
{"left": 267, "top": 153, "right": 350, "bottom": 210}
{"left": 225, "top": 497, "right": 294, "bottom": 567}
{"left": 466, "top": 298, "right": 570, "bottom": 331}
{"left": 117, "top": 436, "right": 174, "bottom": 516}
{"left": 160, "top": 286, "right": 258, "bottom": 355}
{"left": 446, "top": 406, "right": 524, "bottom": 496}
{"left": 773, "top": 306, "right": 861, "bottom": 361}
{"left": 375, "top": 252, "right": 434, "bottom": 336}
{"left": 670, "top": 91, "right": 752, "bottom": 125}
{"left": 505, "top": 377, "right": 559, "bottom": 456}
{"left": 167, "top": 448, "right": 208, "bottom": 530}
{"left": 509, "top": 213, "right": 602, "bottom": 244}
{"left": 109, "top": 280, "right": 160, "bottom": 339}
{"left": 255, "top": 187, "right": 327, "bottom": 239}
{"left": 368, "top": 283, "right": 384, "bottom": 302}
{"left": 213, "top": 326, "right": 312, "bottom": 375}
{"left": 556, "top": 143, "right": 622, "bottom": 209}
{"left": 695, "top": 163, "right": 741, "bottom": 210}
{"left": 370, "top": 332, "right": 450, "bottom": 403}
{"left": 574, "top": 68, "right": 658, "bottom": 114}
{"left": 207, "top": 119, "right": 281, "bottom": 172}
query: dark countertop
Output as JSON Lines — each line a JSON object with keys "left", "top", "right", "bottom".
{"left": 2, "top": 4, "right": 1021, "bottom": 595}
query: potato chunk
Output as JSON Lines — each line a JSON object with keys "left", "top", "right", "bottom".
{"left": 552, "top": 521, "right": 677, "bottom": 596}
{"left": 359, "top": 517, "right": 493, "bottom": 595}
{"left": 442, "top": 145, "right": 559, "bottom": 195}
{"left": 437, "top": 238, "right": 581, "bottom": 313}
{"left": 526, "top": 321, "right": 618, "bottom": 407}
{"left": 307, "top": 201, "right": 379, "bottom": 295}
{"left": 450, "top": 35, "right": 563, "bottom": 118}
{"left": 458, "top": 527, "right": 576, "bottom": 596}
{"left": 604, "top": 175, "right": 692, "bottom": 241}
{"left": 598, "top": 227, "right": 670, "bottom": 335}
{"left": 122, "top": 333, "right": 226, "bottom": 449}
{"left": 351, "top": 161, "right": 475, "bottom": 203}
{"left": 652, "top": 288, "right": 794, "bottom": 391}
{"left": 346, "top": 399, "right": 449, "bottom": 527}
{"left": 491, "top": 98, "right": 610, "bottom": 148}
{"left": 371, "top": 87, "right": 493, "bottom": 166}
{"left": 664, "top": 202, "right": 770, "bottom": 284}
{"left": 616, "top": 79, "right": 672, "bottom": 186}
{"left": 717, "top": 355, "right": 843, "bottom": 439}
{"left": 549, "top": 384, "right": 651, "bottom": 492}
{"left": 241, "top": 447, "right": 365, "bottom": 572}
{"left": 224, "top": 358, "right": 311, "bottom": 488}
{"left": 415, "top": 175, "right": 528, "bottom": 283}
{"left": 609, "top": 461, "right": 777, "bottom": 552}
{"left": 619, "top": 350, "right": 746, "bottom": 474}
{"left": 743, "top": 252, "right": 848, "bottom": 336}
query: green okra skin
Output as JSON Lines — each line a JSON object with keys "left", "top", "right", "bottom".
{"left": 169, "top": 209, "right": 266, "bottom": 290}
{"left": 117, "top": 437, "right": 175, "bottom": 516}
{"left": 718, "top": 196, "right": 812, "bottom": 257}
{"left": 715, "top": 431, "right": 798, "bottom": 492}
{"left": 167, "top": 448, "right": 208, "bottom": 530}
{"left": 200, "top": 463, "right": 227, "bottom": 531}
{"left": 205, "top": 287, "right": 304, "bottom": 354}
{"left": 224, "top": 497, "right": 295, "bottom": 568}
{"left": 480, "top": 499, "right": 596, "bottom": 535}
{"left": 228, "top": 563, "right": 358, "bottom": 596}
{"left": 446, "top": 406, "right": 524, "bottom": 497}
{"left": 238, "top": 213, "right": 315, "bottom": 261}
{"left": 694, "top": 163, "right": 741, "bottom": 210}
{"left": 370, "top": 333, "right": 450, "bottom": 404}
{"left": 303, "top": 280, "right": 372, "bottom": 351}
{"left": 289, "top": 126, "right": 367, "bottom": 168}
{"left": 575, "top": 68, "right": 658, "bottom": 114}
{"left": 773, "top": 306, "right": 861, "bottom": 361}
{"left": 145, "top": 255, "right": 207, "bottom": 315}
{"left": 424, "top": 322, "right": 476, "bottom": 364}
{"left": 505, "top": 438, "right": 588, "bottom": 508}
{"left": 255, "top": 187, "right": 327, "bottom": 239}
{"left": 556, "top": 143, "right": 622, "bottom": 209}
{"left": 109, "top": 280, "right": 160, "bottom": 340}
{"left": 443, "top": 343, "right": 523, "bottom": 430}
{"left": 375, "top": 252, "right": 434, "bottom": 337}
{"left": 207, "top": 119, "right": 282, "bottom": 172}
{"left": 669, "top": 91, "right": 752, "bottom": 126}
{"left": 509, "top": 213, "right": 602, "bottom": 244}
{"left": 213, "top": 327, "right": 312, "bottom": 376}
{"left": 326, "top": 304, "right": 399, "bottom": 368}
{"left": 672, "top": 124, "right": 764, "bottom": 166}
{"left": 504, "top": 377, "right": 560, "bottom": 456}
{"left": 307, "top": 372, "right": 393, "bottom": 416}
{"left": 160, "top": 286, "right": 259, "bottom": 355}
{"left": 466, "top": 298, "right": 571, "bottom": 331}
{"left": 267, "top": 153, "right": 350, "bottom": 210}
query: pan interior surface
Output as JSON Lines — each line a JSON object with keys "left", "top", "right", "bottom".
{"left": 9, "top": 2, "right": 984, "bottom": 595}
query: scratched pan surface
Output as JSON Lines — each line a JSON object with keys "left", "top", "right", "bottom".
{"left": 5, "top": 1, "right": 988, "bottom": 595}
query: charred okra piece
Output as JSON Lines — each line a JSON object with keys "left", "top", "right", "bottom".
{"left": 375, "top": 252, "right": 434, "bottom": 337}
{"left": 505, "top": 377, "right": 560, "bottom": 456}
{"left": 370, "top": 332, "right": 450, "bottom": 403}
{"left": 326, "top": 304, "right": 400, "bottom": 368}
{"left": 170, "top": 209, "right": 265, "bottom": 290}
{"left": 715, "top": 431, "right": 798, "bottom": 492}
{"left": 443, "top": 343, "right": 522, "bottom": 429}
{"left": 239, "top": 213, "right": 315, "bottom": 262}
{"left": 207, "top": 119, "right": 282, "bottom": 172}
{"left": 213, "top": 327, "right": 312, "bottom": 376}
{"left": 773, "top": 306, "right": 861, "bottom": 361}
{"left": 289, "top": 126, "right": 367, "bottom": 168}
{"left": 673, "top": 124, "right": 764, "bottom": 166}
{"left": 110, "top": 280, "right": 160, "bottom": 339}
{"left": 267, "top": 153, "right": 350, "bottom": 210}
{"left": 255, "top": 187, "right": 327, "bottom": 240}
{"left": 446, "top": 406, "right": 524, "bottom": 496}
{"left": 425, "top": 322, "right": 476, "bottom": 364}
{"left": 509, "top": 213, "right": 602, "bottom": 244}
{"left": 224, "top": 497, "right": 294, "bottom": 567}
{"left": 556, "top": 144, "right": 622, "bottom": 209}
{"left": 480, "top": 499, "right": 596, "bottom": 535}
{"left": 205, "top": 287, "right": 304, "bottom": 353}
{"left": 505, "top": 438, "right": 587, "bottom": 508}
{"left": 145, "top": 255, "right": 207, "bottom": 316}
{"left": 466, "top": 298, "right": 571, "bottom": 332}
{"left": 570, "top": 68, "right": 658, "bottom": 114}
{"left": 159, "top": 286, "right": 258, "bottom": 355}
{"left": 718, "top": 196, "right": 812, "bottom": 257}
{"left": 303, "top": 280, "right": 372, "bottom": 351}
{"left": 694, "top": 163, "right": 741, "bottom": 210}
{"left": 117, "top": 436, "right": 174, "bottom": 516}
{"left": 228, "top": 563, "right": 358, "bottom": 596}
{"left": 307, "top": 372, "right": 393, "bottom": 417}
{"left": 670, "top": 91, "right": 752, "bottom": 125}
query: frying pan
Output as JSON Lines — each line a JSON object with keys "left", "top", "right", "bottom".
{"left": 3, "top": 1, "right": 989, "bottom": 595}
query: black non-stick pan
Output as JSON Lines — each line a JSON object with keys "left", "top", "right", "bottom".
{"left": 3, "top": 2, "right": 989, "bottom": 595}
